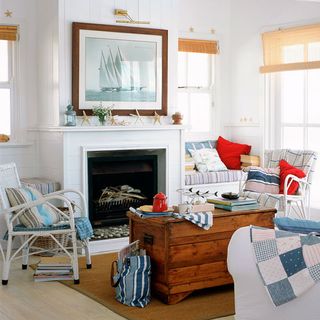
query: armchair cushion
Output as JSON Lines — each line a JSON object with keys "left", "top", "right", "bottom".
{"left": 5, "top": 187, "right": 61, "bottom": 228}
{"left": 279, "top": 160, "right": 306, "bottom": 195}
{"left": 274, "top": 217, "right": 320, "bottom": 234}
{"left": 244, "top": 166, "right": 280, "bottom": 194}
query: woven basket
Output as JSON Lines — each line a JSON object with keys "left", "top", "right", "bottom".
{"left": 33, "top": 234, "right": 70, "bottom": 250}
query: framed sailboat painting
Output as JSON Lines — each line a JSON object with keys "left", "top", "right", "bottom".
{"left": 72, "top": 22, "right": 168, "bottom": 116}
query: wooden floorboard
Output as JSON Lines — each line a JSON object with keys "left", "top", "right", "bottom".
{"left": 0, "top": 255, "right": 234, "bottom": 320}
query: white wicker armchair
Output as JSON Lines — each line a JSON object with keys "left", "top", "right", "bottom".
{"left": 0, "top": 163, "right": 92, "bottom": 285}
{"left": 240, "top": 149, "right": 317, "bottom": 219}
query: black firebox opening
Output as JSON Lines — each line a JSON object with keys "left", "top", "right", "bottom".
{"left": 88, "top": 154, "right": 158, "bottom": 227}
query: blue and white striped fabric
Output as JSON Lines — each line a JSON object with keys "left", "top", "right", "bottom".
{"left": 113, "top": 255, "right": 151, "bottom": 307}
{"left": 173, "top": 211, "right": 213, "bottom": 230}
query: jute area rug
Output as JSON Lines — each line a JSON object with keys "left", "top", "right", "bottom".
{"left": 61, "top": 253, "right": 235, "bottom": 320}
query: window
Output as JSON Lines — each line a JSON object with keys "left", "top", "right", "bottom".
{"left": 262, "top": 24, "right": 320, "bottom": 206}
{"left": 177, "top": 38, "right": 218, "bottom": 137}
{"left": 0, "top": 26, "right": 18, "bottom": 137}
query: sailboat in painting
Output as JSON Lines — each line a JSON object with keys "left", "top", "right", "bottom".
{"left": 99, "top": 47, "right": 144, "bottom": 92}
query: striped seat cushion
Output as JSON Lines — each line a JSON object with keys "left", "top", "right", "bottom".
{"left": 185, "top": 170, "right": 243, "bottom": 185}
{"left": 244, "top": 166, "right": 280, "bottom": 194}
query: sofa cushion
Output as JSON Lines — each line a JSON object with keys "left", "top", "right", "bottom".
{"left": 185, "top": 170, "right": 243, "bottom": 185}
{"left": 189, "top": 148, "right": 227, "bottom": 173}
{"left": 185, "top": 154, "right": 195, "bottom": 172}
{"left": 185, "top": 140, "right": 216, "bottom": 156}
{"left": 216, "top": 136, "right": 251, "bottom": 170}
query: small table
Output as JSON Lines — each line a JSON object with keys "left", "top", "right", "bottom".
{"left": 128, "top": 207, "right": 276, "bottom": 304}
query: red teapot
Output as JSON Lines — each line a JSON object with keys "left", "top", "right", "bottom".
{"left": 152, "top": 192, "right": 168, "bottom": 212}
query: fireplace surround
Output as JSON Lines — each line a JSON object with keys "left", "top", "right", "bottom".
{"left": 35, "top": 125, "right": 184, "bottom": 252}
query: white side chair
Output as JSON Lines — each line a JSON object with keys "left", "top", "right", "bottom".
{"left": 0, "top": 162, "right": 92, "bottom": 285}
{"left": 240, "top": 149, "right": 317, "bottom": 219}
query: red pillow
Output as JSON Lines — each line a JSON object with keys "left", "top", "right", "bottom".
{"left": 216, "top": 136, "right": 251, "bottom": 169}
{"left": 279, "top": 159, "right": 306, "bottom": 195}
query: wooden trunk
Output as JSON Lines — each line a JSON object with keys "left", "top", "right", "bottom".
{"left": 128, "top": 207, "right": 276, "bottom": 304}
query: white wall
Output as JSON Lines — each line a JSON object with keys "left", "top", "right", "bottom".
{"left": 57, "top": 0, "right": 178, "bottom": 125}
{"left": 227, "top": 0, "right": 320, "bottom": 155}
{"left": 2, "top": 0, "right": 320, "bottom": 177}
{"left": 0, "top": 0, "right": 39, "bottom": 177}
{"left": 177, "top": 0, "right": 231, "bottom": 140}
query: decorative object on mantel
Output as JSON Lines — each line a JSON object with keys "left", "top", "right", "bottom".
{"left": 114, "top": 9, "right": 150, "bottom": 24}
{"left": 64, "top": 104, "right": 76, "bottom": 126}
{"left": 81, "top": 111, "right": 91, "bottom": 126}
{"left": 172, "top": 112, "right": 183, "bottom": 125}
{"left": 110, "top": 114, "right": 128, "bottom": 126}
{"left": 153, "top": 111, "right": 162, "bottom": 125}
{"left": 92, "top": 102, "right": 113, "bottom": 125}
{"left": 0, "top": 134, "right": 10, "bottom": 142}
{"left": 4, "top": 10, "right": 12, "bottom": 17}
{"left": 129, "top": 109, "right": 144, "bottom": 125}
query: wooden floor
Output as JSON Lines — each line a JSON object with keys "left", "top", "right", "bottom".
{"left": 0, "top": 256, "right": 234, "bottom": 320}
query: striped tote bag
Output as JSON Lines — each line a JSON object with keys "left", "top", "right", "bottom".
{"left": 111, "top": 255, "right": 151, "bottom": 307}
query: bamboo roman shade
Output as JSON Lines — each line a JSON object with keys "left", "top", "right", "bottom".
{"left": 178, "top": 38, "right": 219, "bottom": 54}
{"left": 260, "top": 23, "right": 320, "bottom": 73}
{"left": 0, "top": 25, "right": 18, "bottom": 41}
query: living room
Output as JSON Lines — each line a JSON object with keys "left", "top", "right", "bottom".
{"left": 0, "top": 0, "right": 320, "bottom": 319}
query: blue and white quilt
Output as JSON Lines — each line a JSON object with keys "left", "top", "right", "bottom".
{"left": 250, "top": 226, "right": 320, "bottom": 306}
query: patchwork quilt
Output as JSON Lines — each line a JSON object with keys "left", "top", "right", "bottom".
{"left": 250, "top": 226, "right": 320, "bottom": 306}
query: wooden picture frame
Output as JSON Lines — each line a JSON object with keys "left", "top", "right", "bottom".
{"left": 72, "top": 22, "right": 168, "bottom": 116}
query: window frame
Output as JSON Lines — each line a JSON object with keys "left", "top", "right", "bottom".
{"left": 265, "top": 69, "right": 320, "bottom": 206}
{"left": 177, "top": 48, "right": 215, "bottom": 140}
{"left": 0, "top": 39, "right": 18, "bottom": 140}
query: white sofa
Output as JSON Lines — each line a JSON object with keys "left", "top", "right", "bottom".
{"left": 227, "top": 226, "right": 320, "bottom": 320}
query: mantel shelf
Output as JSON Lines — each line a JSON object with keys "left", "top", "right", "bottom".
{"left": 28, "top": 125, "right": 186, "bottom": 132}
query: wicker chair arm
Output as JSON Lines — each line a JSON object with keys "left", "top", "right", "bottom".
{"left": 44, "top": 189, "right": 87, "bottom": 217}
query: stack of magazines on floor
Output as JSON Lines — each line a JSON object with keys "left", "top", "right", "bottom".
{"left": 33, "top": 262, "right": 73, "bottom": 282}
{"left": 207, "top": 197, "right": 259, "bottom": 211}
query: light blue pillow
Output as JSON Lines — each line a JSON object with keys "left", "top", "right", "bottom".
{"left": 274, "top": 217, "right": 320, "bottom": 234}
{"left": 23, "top": 187, "right": 61, "bottom": 226}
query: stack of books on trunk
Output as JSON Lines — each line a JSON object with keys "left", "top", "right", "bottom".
{"left": 207, "top": 197, "right": 259, "bottom": 211}
{"left": 33, "top": 263, "right": 73, "bottom": 282}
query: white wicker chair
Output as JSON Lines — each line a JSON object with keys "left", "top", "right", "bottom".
{"left": 0, "top": 162, "right": 92, "bottom": 285}
{"left": 240, "top": 149, "right": 317, "bottom": 219}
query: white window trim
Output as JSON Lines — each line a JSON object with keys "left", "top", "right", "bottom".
{"left": 177, "top": 32, "right": 217, "bottom": 141}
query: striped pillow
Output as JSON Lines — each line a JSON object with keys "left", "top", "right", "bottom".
{"left": 244, "top": 166, "right": 280, "bottom": 194}
{"left": 5, "top": 187, "right": 61, "bottom": 228}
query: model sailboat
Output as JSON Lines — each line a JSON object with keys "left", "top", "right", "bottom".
{"left": 99, "top": 47, "right": 145, "bottom": 92}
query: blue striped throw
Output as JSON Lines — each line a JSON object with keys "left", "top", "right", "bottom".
{"left": 173, "top": 211, "right": 213, "bottom": 230}
{"left": 113, "top": 255, "right": 151, "bottom": 307}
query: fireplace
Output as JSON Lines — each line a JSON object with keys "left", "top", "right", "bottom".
{"left": 87, "top": 149, "right": 166, "bottom": 227}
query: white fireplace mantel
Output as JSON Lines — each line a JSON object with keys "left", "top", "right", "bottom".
{"left": 36, "top": 125, "right": 185, "bottom": 251}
